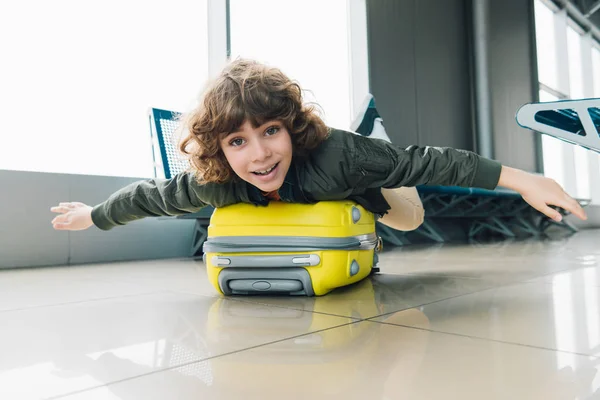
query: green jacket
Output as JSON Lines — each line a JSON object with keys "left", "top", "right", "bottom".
{"left": 91, "top": 128, "right": 502, "bottom": 230}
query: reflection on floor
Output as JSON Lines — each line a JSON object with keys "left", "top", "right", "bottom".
{"left": 3, "top": 230, "right": 600, "bottom": 399}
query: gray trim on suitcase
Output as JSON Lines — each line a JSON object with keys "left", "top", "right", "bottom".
{"left": 211, "top": 254, "right": 321, "bottom": 267}
{"left": 202, "top": 233, "right": 378, "bottom": 253}
{"left": 218, "top": 268, "right": 315, "bottom": 296}
{"left": 229, "top": 279, "right": 303, "bottom": 293}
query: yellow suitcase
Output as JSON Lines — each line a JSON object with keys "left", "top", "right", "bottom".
{"left": 202, "top": 201, "right": 381, "bottom": 296}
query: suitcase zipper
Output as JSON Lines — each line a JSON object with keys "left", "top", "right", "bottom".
{"left": 203, "top": 233, "right": 379, "bottom": 253}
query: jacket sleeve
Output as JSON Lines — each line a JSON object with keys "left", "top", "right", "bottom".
{"left": 349, "top": 133, "right": 502, "bottom": 190}
{"left": 91, "top": 172, "right": 237, "bottom": 231}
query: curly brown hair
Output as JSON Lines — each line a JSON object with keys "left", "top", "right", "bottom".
{"left": 178, "top": 59, "right": 330, "bottom": 184}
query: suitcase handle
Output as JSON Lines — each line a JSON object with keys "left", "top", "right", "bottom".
{"left": 211, "top": 254, "right": 321, "bottom": 268}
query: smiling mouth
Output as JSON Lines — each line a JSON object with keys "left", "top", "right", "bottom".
{"left": 252, "top": 162, "right": 279, "bottom": 175}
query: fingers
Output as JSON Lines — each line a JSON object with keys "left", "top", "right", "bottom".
{"left": 537, "top": 198, "right": 586, "bottom": 222}
{"left": 568, "top": 203, "right": 587, "bottom": 220}
{"left": 568, "top": 198, "right": 587, "bottom": 220}
{"left": 50, "top": 201, "right": 91, "bottom": 231}
{"left": 50, "top": 202, "right": 79, "bottom": 214}
{"left": 51, "top": 214, "right": 68, "bottom": 225}
{"left": 52, "top": 214, "right": 72, "bottom": 230}
{"left": 554, "top": 181, "right": 587, "bottom": 220}
{"left": 50, "top": 206, "right": 71, "bottom": 214}
{"left": 555, "top": 194, "right": 587, "bottom": 220}
{"left": 538, "top": 205, "right": 563, "bottom": 222}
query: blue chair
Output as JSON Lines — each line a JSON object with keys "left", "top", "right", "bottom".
{"left": 149, "top": 108, "right": 214, "bottom": 256}
{"left": 516, "top": 98, "right": 600, "bottom": 153}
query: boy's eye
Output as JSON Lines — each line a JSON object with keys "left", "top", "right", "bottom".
{"left": 229, "top": 138, "right": 245, "bottom": 147}
{"left": 265, "top": 126, "right": 280, "bottom": 136}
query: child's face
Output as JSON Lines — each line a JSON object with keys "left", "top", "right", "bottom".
{"left": 220, "top": 119, "right": 292, "bottom": 193}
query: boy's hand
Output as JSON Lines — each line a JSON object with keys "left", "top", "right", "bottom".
{"left": 498, "top": 166, "right": 587, "bottom": 222}
{"left": 51, "top": 202, "right": 94, "bottom": 231}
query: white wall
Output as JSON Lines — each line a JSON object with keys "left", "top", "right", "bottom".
{"left": 0, "top": 170, "right": 196, "bottom": 269}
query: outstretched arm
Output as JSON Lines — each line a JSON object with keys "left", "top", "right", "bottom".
{"left": 497, "top": 166, "right": 586, "bottom": 222}
{"left": 347, "top": 133, "right": 587, "bottom": 222}
{"left": 51, "top": 173, "right": 238, "bottom": 231}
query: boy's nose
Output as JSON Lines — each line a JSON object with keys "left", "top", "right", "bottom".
{"left": 251, "top": 141, "right": 272, "bottom": 161}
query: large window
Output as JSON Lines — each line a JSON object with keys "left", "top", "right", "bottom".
{"left": 228, "top": 0, "right": 369, "bottom": 131}
{"left": 534, "top": 0, "right": 559, "bottom": 89}
{"left": 534, "top": 3, "right": 600, "bottom": 373}
{"left": 534, "top": 0, "right": 571, "bottom": 193}
{"left": 0, "top": 0, "right": 369, "bottom": 177}
{"left": 534, "top": 0, "right": 599, "bottom": 202}
{"left": 566, "top": 21, "right": 590, "bottom": 199}
{"left": 566, "top": 23, "right": 584, "bottom": 100}
{"left": 594, "top": 45, "right": 600, "bottom": 96}
{"left": 0, "top": 0, "right": 209, "bottom": 178}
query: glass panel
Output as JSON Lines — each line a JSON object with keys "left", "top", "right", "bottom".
{"left": 566, "top": 24, "right": 584, "bottom": 99}
{"left": 534, "top": 0, "right": 559, "bottom": 89}
{"left": 0, "top": 0, "right": 209, "bottom": 177}
{"left": 229, "top": 0, "right": 353, "bottom": 130}
{"left": 593, "top": 46, "right": 600, "bottom": 97}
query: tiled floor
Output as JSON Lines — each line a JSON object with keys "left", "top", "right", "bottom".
{"left": 4, "top": 231, "right": 600, "bottom": 399}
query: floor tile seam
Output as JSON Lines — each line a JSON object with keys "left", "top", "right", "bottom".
{"left": 46, "top": 320, "right": 363, "bottom": 400}
{"left": 166, "top": 279, "right": 543, "bottom": 323}
{"left": 395, "top": 263, "right": 583, "bottom": 281}
{"left": 368, "top": 319, "right": 600, "bottom": 359}
{"left": 356, "top": 278, "right": 551, "bottom": 321}
{"left": 0, "top": 290, "right": 171, "bottom": 314}
{"left": 417, "top": 272, "right": 600, "bottom": 306}
{"left": 391, "top": 272, "right": 527, "bottom": 281}
{"left": 521, "top": 265, "right": 600, "bottom": 284}
{"left": 380, "top": 257, "right": 583, "bottom": 264}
